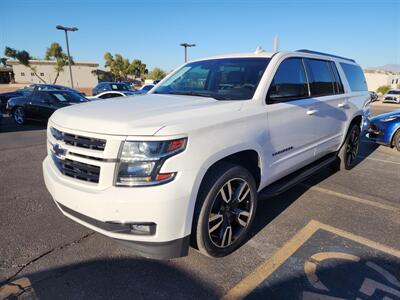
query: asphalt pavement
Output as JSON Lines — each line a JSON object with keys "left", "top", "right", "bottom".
{"left": 0, "top": 103, "right": 399, "bottom": 299}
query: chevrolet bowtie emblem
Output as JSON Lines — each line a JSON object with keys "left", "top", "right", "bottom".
{"left": 53, "top": 143, "right": 67, "bottom": 158}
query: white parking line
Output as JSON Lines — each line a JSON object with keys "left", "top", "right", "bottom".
{"left": 358, "top": 156, "right": 400, "bottom": 166}
{"left": 303, "top": 185, "right": 400, "bottom": 213}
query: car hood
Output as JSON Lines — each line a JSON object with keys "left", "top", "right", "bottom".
{"left": 370, "top": 109, "right": 400, "bottom": 123}
{"left": 50, "top": 94, "right": 243, "bottom": 136}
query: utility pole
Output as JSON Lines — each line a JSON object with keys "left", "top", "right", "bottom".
{"left": 180, "top": 43, "right": 196, "bottom": 63}
{"left": 56, "top": 25, "right": 79, "bottom": 88}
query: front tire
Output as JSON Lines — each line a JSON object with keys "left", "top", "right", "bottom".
{"left": 393, "top": 129, "right": 400, "bottom": 152}
{"left": 337, "top": 124, "right": 361, "bottom": 170}
{"left": 13, "top": 107, "right": 26, "bottom": 125}
{"left": 192, "top": 162, "right": 258, "bottom": 257}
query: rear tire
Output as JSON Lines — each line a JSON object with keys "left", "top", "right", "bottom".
{"left": 337, "top": 124, "right": 361, "bottom": 170}
{"left": 13, "top": 107, "right": 26, "bottom": 125}
{"left": 192, "top": 162, "right": 258, "bottom": 257}
{"left": 393, "top": 129, "right": 400, "bottom": 152}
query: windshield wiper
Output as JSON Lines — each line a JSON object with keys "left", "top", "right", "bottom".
{"left": 159, "top": 91, "right": 231, "bottom": 100}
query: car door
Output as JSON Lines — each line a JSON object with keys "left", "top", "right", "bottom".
{"left": 304, "top": 59, "right": 348, "bottom": 157}
{"left": 24, "top": 91, "right": 42, "bottom": 119}
{"left": 265, "top": 57, "right": 322, "bottom": 182}
{"left": 30, "top": 92, "right": 56, "bottom": 120}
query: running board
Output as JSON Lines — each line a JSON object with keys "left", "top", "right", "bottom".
{"left": 259, "top": 153, "right": 337, "bottom": 199}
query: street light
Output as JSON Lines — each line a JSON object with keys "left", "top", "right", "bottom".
{"left": 180, "top": 43, "right": 196, "bottom": 63}
{"left": 56, "top": 25, "right": 78, "bottom": 88}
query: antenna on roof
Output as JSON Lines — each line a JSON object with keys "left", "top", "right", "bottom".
{"left": 273, "top": 35, "right": 279, "bottom": 52}
{"left": 254, "top": 46, "right": 264, "bottom": 54}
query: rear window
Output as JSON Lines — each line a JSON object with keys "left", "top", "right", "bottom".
{"left": 340, "top": 63, "right": 367, "bottom": 92}
{"left": 111, "top": 84, "right": 129, "bottom": 91}
{"left": 388, "top": 90, "right": 400, "bottom": 95}
{"left": 305, "top": 59, "right": 335, "bottom": 97}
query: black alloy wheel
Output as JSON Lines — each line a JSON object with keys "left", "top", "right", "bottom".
{"left": 192, "top": 162, "right": 258, "bottom": 257}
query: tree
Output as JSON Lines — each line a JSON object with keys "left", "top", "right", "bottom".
{"left": 147, "top": 68, "right": 167, "bottom": 80}
{"left": 45, "top": 42, "right": 73, "bottom": 84}
{"left": 130, "top": 59, "right": 148, "bottom": 79}
{"left": 4, "top": 46, "right": 46, "bottom": 83}
{"left": 104, "top": 53, "right": 148, "bottom": 81}
{"left": 0, "top": 57, "right": 7, "bottom": 67}
{"left": 376, "top": 85, "right": 391, "bottom": 95}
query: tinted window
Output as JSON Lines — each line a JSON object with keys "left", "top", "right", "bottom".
{"left": 154, "top": 58, "right": 269, "bottom": 100}
{"left": 31, "top": 91, "right": 42, "bottom": 103}
{"left": 48, "top": 91, "right": 87, "bottom": 103}
{"left": 99, "top": 93, "right": 122, "bottom": 99}
{"left": 267, "top": 58, "right": 308, "bottom": 102}
{"left": 329, "top": 62, "right": 344, "bottom": 94}
{"left": 388, "top": 90, "right": 400, "bottom": 95}
{"left": 340, "top": 63, "right": 368, "bottom": 91}
{"left": 110, "top": 83, "right": 129, "bottom": 91}
{"left": 306, "top": 59, "right": 335, "bottom": 96}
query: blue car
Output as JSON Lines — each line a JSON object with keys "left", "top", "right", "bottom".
{"left": 92, "top": 82, "right": 132, "bottom": 96}
{"left": 367, "top": 110, "right": 400, "bottom": 152}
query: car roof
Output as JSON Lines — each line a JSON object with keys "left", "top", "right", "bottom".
{"left": 190, "top": 49, "right": 357, "bottom": 65}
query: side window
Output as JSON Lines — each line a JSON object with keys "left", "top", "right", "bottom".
{"left": 329, "top": 62, "right": 344, "bottom": 94}
{"left": 267, "top": 58, "right": 308, "bottom": 103}
{"left": 30, "top": 92, "right": 42, "bottom": 103}
{"left": 100, "top": 93, "right": 120, "bottom": 99}
{"left": 305, "top": 59, "right": 335, "bottom": 97}
{"left": 340, "top": 63, "right": 368, "bottom": 92}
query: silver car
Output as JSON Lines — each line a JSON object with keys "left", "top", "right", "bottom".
{"left": 382, "top": 89, "right": 400, "bottom": 104}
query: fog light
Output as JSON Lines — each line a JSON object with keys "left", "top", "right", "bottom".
{"left": 129, "top": 223, "right": 156, "bottom": 235}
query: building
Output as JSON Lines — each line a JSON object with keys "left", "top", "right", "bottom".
{"left": 0, "top": 66, "right": 13, "bottom": 83}
{"left": 364, "top": 70, "right": 400, "bottom": 92}
{"left": 7, "top": 60, "right": 99, "bottom": 87}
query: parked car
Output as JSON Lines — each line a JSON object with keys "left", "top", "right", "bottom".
{"left": 19, "top": 84, "right": 86, "bottom": 97}
{"left": 86, "top": 90, "right": 136, "bottom": 100}
{"left": 382, "top": 89, "right": 400, "bottom": 104}
{"left": 92, "top": 82, "right": 133, "bottom": 96}
{"left": 369, "top": 91, "right": 378, "bottom": 102}
{"left": 132, "top": 84, "right": 154, "bottom": 95}
{"left": 43, "top": 49, "right": 369, "bottom": 259}
{"left": 7, "top": 90, "right": 88, "bottom": 125}
{"left": 367, "top": 109, "right": 400, "bottom": 151}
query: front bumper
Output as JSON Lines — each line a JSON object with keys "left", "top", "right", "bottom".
{"left": 43, "top": 156, "right": 196, "bottom": 259}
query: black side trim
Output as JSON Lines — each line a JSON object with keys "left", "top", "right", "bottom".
{"left": 57, "top": 202, "right": 189, "bottom": 259}
{"left": 259, "top": 153, "right": 337, "bottom": 198}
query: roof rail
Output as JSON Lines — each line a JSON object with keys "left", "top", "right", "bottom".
{"left": 296, "top": 49, "right": 356, "bottom": 63}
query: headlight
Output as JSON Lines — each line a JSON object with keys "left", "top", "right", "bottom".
{"left": 115, "top": 138, "right": 187, "bottom": 186}
{"left": 381, "top": 115, "right": 400, "bottom": 122}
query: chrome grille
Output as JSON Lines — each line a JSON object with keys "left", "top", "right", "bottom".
{"left": 51, "top": 127, "right": 106, "bottom": 151}
{"left": 52, "top": 153, "right": 100, "bottom": 183}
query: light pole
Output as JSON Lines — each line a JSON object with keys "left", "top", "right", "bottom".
{"left": 180, "top": 43, "right": 196, "bottom": 63}
{"left": 56, "top": 25, "right": 78, "bottom": 88}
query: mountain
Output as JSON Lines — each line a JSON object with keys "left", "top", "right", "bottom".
{"left": 365, "top": 64, "right": 400, "bottom": 73}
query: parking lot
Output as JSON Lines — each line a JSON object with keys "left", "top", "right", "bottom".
{"left": 0, "top": 103, "right": 399, "bottom": 299}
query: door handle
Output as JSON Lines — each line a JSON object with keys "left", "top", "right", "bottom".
{"left": 306, "top": 109, "right": 318, "bottom": 116}
{"left": 338, "top": 102, "right": 347, "bottom": 108}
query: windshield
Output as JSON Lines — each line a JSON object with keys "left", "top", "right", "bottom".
{"left": 111, "top": 83, "right": 130, "bottom": 91}
{"left": 49, "top": 91, "right": 87, "bottom": 103}
{"left": 388, "top": 90, "right": 400, "bottom": 95}
{"left": 153, "top": 58, "right": 270, "bottom": 100}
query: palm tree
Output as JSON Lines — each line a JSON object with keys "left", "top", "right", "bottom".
{"left": 4, "top": 47, "right": 46, "bottom": 83}
{"left": 45, "top": 43, "right": 72, "bottom": 84}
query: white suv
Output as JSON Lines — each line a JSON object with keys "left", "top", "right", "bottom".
{"left": 43, "top": 49, "right": 369, "bottom": 259}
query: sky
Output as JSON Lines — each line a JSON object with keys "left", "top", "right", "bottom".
{"left": 1, "top": 0, "right": 399, "bottom": 72}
